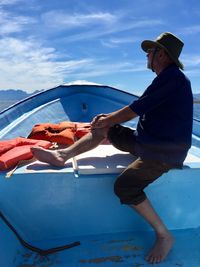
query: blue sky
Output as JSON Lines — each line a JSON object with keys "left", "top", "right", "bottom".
{"left": 0, "top": 0, "right": 200, "bottom": 95}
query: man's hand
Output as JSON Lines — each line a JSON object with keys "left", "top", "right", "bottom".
{"left": 91, "top": 106, "right": 137, "bottom": 129}
{"left": 91, "top": 114, "right": 109, "bottom": 129}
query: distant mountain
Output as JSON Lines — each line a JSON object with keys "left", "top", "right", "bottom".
{"left": 0, "top": 89, "right": 200, "bottom": 102}
{"left": 0, "top": 89, "right": 42, "bottom": 101}
{"left": 194, "top": 93, "right": 200, "bottom": 100}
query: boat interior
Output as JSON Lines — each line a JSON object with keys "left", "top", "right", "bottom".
{"left": 0, "top": 85, "right": 200, "bottom": 266}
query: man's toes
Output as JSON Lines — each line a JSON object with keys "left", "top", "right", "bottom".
{"left": 146, "top": 254, "right": 161, "bottom": 264}
{"left": 146, "top": 254, "right": 153, "bottom": 264}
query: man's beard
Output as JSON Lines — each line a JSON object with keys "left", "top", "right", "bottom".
{"left": 147, "top": 58, "right": 155, "bottom": 72}
{"left": 147, "top": 59, "right": 152, "bottom": 70}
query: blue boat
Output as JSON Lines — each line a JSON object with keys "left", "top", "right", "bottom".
{"left": 0, "top": 84, "right": 200, "bottom": 267}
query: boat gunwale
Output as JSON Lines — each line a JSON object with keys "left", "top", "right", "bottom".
{"left": 0, "top": 84, "right": 139, "bottom": 116}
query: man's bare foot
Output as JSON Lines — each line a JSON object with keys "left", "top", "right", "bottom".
{"left": 145, "top": 232, "right": 174, "bottom": 264}
{"left": 31, "top": 146, "right": 67, "bottom": 167}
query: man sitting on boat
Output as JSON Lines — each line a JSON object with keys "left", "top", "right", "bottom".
{"left": 31, "top": 32, "right": 193, "bottom": 264}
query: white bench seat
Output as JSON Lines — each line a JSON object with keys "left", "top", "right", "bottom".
{"left": 73, "top": 145, "right": 136, "bottom": 175}
{"left": 74, "top": 144, "right": 200, "bottom": 175}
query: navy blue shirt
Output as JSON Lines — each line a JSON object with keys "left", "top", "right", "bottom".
{"left": 129, "top": 64, "right": 193, "bottom": 166}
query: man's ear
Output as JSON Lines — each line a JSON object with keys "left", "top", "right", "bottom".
{"left": 159, "top": 49, "right": 165, "bottom": 59}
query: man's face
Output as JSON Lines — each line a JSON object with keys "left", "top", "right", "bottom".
{"left": 146, "top": 47, "right": 160, "bottom": 70}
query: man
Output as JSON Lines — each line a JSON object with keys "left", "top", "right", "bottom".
{"left": 31, "top": 32, "right": 193, "bottom": 264}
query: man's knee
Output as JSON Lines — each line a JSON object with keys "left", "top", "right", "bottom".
{"left": 107, "top": 124, "right": 136, "bottom": 153}
{"left": 113, "top": 173, "right": 146, "bottom": 205}
{"left": 107, "top": 124, "right": 124, "bottom": 143}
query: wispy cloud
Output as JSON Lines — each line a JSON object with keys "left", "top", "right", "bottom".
{"left": 42, "top": 11, "right": 117, "bottom": 30}
{"left": 62, "top": 19, "right": 163, "bottom": 43}
{"left": 182, "top": 54, "right": 200, "bottom": 68}
{"left": 101, "top": 37, "right": 140, "bottom": 48}
{"left": 0, "top": 0, "right": 21, "bottom": 5}
{"left": 0, "top": 4, "right": 163, "bottom": 91}
{"left": 178, "top": 25, "right": 200, "bottom": 36}
{"left": 0, "top": 36, "right": 147, "bottom": 92}
{"left": 107, "top": 37, "right": 140, "bottom": 44}
{"left": 41, "top": 10, "right": 163, "bottom": 42}
{"left": 182, "top": 54, "right": 200, "bottom": 78}
{"left": 3, "top": 1, "right": 198, "bottom": 93}
{"left": 0, "top": 8, "right": 36, "bottom": 35}
{"left": 63, "top": 60, "right": 146, "bottom": 81}
{"left": 0, "top": 37, "right": 93, "bottom": 91}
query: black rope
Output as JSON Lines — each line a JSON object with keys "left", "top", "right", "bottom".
{"left": 0, "top": 211, "right": 80, "bottom": 256}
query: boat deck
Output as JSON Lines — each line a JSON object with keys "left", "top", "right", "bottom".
{"left": 12, "top": 228, "right": 200, "bottom": 267}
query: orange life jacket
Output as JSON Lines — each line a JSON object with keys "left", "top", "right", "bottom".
{"left": 28, "top": 122, "right": 91, "bottom": 145}
{"left": 0, "top": 137, "right": 52, "bottom": 171}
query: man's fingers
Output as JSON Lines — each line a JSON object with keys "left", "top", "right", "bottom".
{"left": 91, "top": 114, "right": 107, "bottom": 125}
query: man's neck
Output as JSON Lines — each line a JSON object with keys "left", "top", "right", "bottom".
{"left": 155, "top": 62, "right": 174, "bottom": 75}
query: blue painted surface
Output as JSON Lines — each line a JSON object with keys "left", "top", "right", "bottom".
{"left": 1, "top": 166, "right": 200, "bottom": 245}
{"left": 2, "top": 228, "right": 200, "bottom": 267}
{"left": 0, "top": 84, "right": 200, "bottom": 266}
{"left": 0, "top": 216, "right": 26, "bottom": 267}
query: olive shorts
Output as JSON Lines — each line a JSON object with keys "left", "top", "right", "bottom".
{"left": 107, "top": 124, "right": 174, "bottom": 205}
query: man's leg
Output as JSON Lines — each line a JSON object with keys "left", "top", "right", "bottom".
{"left": 31, "top": 127, "right": 108, "bottom": 166}
{"left": 131, "top": 198, "right": 174, "bottom": 264}
{"left": 114, "top": 158, "right": 174, "bottom": 264}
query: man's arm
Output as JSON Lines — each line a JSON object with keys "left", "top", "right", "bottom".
{"left": 91, "top": 106, "right": 138, "bottom": 129}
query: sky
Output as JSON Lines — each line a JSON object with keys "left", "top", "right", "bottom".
{"left": 0, "top": 0, "right": 200, "bottom": 95}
